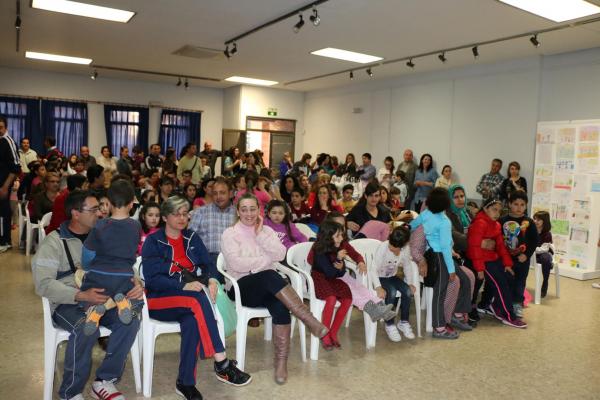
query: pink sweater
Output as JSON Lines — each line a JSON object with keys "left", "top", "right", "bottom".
{"left": 220, "top": 222, "right": 286, "bottom": 281}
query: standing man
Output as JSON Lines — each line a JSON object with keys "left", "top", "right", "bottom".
{"left": 32, "top": 191, "right": 142, "bottom": 400}
{"left": 80, "top": 146, "right": 96, "bottom": 169}
{"left": 177, "top": 143, "right": 202, "bottom": 184}
{"left": 396, "top": 149, "right": 418, "bottom": 209}
{"left": 44, "top": 136, "right": 64, "bottom": 168}
{"left": 357, "top": 152, "right": 377, "bottom": 184}
{"left": 116, "top": 146, "right": 133, "bottom": 177}
{"left": 188, "top": 177, "right": 235, "bottom": 283}
{"left": 0, "top": 116, "right": 21, "bottom": 253}
{"left": 19, "top": 137, "right": 38, "bottom": 174}
{"left": 145, "top": 143, "right": 163, "bottom": 172}
{"left": 199, "top": 141, "right": 222, "bottom": 178}
{"left": 476, "top": 158, "right": 504, "bottom": 203}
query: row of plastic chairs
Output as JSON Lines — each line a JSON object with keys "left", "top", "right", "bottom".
{"left": 16, "top": 200, "right": 52, "bottom": 256}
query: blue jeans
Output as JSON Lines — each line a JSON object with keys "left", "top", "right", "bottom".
{"left": 379, "top": 276, "right": 412, "bottom": 323}
{"left": 511, "top": 257, "right": 530, "bottom": 304}
{"left": 52, "top": 304, "right": 140, "bottom": 399}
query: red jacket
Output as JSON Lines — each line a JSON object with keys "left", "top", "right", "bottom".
{"left": 467, "top": 211, "right": 513, "bottom": 272}
{"left": 45, "top": 188, "right": 69, "bottom": 234}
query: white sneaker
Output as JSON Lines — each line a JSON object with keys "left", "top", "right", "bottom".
{"left": 397, "top": 321, "right": 415, "bottom": 339}
{"left": 592, "top": 283, "right": 600, "bottom": 289}
{"left": 384, "top": 324, "right": 402, "bottom": 342}
{"left": 0, "top": 244, "right": 9, "bottom": 254}
{"left": 91, "top": 380, "right": 125, "bottom": 400}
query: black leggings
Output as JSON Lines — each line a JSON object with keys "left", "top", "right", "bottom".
{"left": 227, "top": 269, "right": 291, "bottom": 325}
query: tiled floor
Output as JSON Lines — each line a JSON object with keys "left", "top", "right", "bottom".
{"left": 2, "top": 245, "right": 599, "bottom": 399}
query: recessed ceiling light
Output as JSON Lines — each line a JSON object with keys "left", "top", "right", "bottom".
{"left": 225, "top": 76, "right": 278, "bottom": 86}
{"left": 25, "top": 51, "right": 92, "bottom": 65}
{"left": 498, "top": 0, "right": 600, "bottom": 23}
{"left": 32, "top": 0, "right": 135, "bottom": 23}
{"left": 311, "top": 48, "right": 383, "bottom": 64}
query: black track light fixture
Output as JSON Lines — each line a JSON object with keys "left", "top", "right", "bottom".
{"left": 406, "top": 58, "right": 415, "bottom": 68}
{"left": 231, "top": 42, "right": 237, "bottom": 55}
{"left": 176, "top": 77, "right": 182, "bottom": 86}
{"left": 90, "top": 70, "right": 98, "bottom": 80}
{"left": 472, "top": 46, "right": 479, "bottom": 59}
{"left": 309, "top": 7, "right": 320, "bottom": 26}
{"left": 366, "top": 68, "right": 373, "bottom": 77}
{"left": 293, "top": 14, "right": 305, "bottom": 33}
{"left": 224, "top": 45, "right": 231, "bottom": 59}
{"left": 184, "top": 78, "right": 189, "bottom": 90}
{"left": 438, "top": 52, "right": 447, "bottom": 63}
{"left": 350, "top": 71, "right": 354, "bottom": 80}
{"left": 530, "top": 34, "right": 540, "bottom": 48}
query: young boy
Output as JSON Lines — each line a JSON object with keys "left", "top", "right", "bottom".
{"left": 340, "top": 184, "right": 356, "bottom": 213}
{"left": 289, "top": 187, "right": 311, "bottom": 223}
{"left": 499, "top": 190, "right": 539, "bottom": 318}
{"left": 392, "top": 170, "right": 408, "bottom": 207}
{"left": 81, "top": 180, "right": 144, "bottom": 335}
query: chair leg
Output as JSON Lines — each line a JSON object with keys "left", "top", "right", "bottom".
{"left": 534, "top": 263, "right": 542, "bottom": 305}
{"left": 344, "top": 306, "right": 352, "bottom": 328}
{"left": 26, "top": 224, "right": 32, "bottom": 257}
{"left": 290, "top": 316, "right": 296, "bottom": 339}
{"left": 555, "top": 264, "right": 560, "bottom": 298}
{"left": 44, "top": 336, "right": 58, "bottom": 400}
{"left": 414, "top": 287, "right": 422, "bottom": 338}
{"left": 309, "top": 303, "right": 323, "bottom": 361}
{"left": 425, "top": 287, "right": 433, "bottom": 333}
{"left": 142, "top": 328, "right": 156, "bottom": 398}
{"left": 236, "top": 318, "right": 248, "bottom": 371}
{"left": 363, "top": 313, "right": 377, "bottom": 349}
{"left": 298, "top": 320, "right": 306, "bottom": 362}
{"left": 131, "top": 333, "right": 142, "bottom": 394}
{"left": 264, "top": 317, "right": 272, "bottom": 341}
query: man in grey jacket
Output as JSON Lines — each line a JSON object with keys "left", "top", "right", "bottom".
{"left": 32, "top": 190, "right": 142, "bottom": 400}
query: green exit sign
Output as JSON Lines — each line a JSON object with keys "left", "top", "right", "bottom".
{"left": 267, "top": 107, "right": 278, "bottom": 116}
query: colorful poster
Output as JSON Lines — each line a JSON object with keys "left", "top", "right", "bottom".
{"left": 592, "top": 176, "right": 600, "bottom": 193}
{"left": 535, "top": 144, "right": 554, "bottom": 165}
{"left": 534, "top": 178, "right": 552, "bottom": 194}
{"left": 537, "top": 127, "right": 555, "bottom": 144}
{"left": 579, "top": 125, "right": 600, "bottom": 143}
{"left": 570, "top": 228, "right": 589, "bottom": 244}
{"left": 555, "top": 159, "right": 575, "bottom": 173}
{"left": 573, "top": 174, "right": 590, "bottom": 196}
{"left": 551, "top": 219, "right": 570, "bottom": 236}
{"left": 556, "top": 143, "right": 575, "bottom": 159}
{"left": 553, "top": 174, "right": 573, "bottom": 191}
{"left": 577, "top": 142, "right": 599, "bottom": 173}
{"left": 557, "top": 127, "right": 576, "bottom": 144}
{"left": 534, "top": 165, "right": 553, "bottom": 177}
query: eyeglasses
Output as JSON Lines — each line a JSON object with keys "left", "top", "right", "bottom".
{"left": 80, "top": 206, "right": 100, "bottom": 213}
{"left": 172, "top": 212, "right": 189, "bottom": 218}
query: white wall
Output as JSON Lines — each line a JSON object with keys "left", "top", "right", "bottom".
{"left": 0, "top": 66, "right": 223, "bottom": 156}
{"left": 303, "top": 48, "right": 600, "bottom": 198}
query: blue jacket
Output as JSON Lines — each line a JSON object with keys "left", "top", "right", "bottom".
{"left": 141, "top": 228, "right": 213, "bottom": 294}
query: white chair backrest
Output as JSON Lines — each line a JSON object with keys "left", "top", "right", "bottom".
{"left": 286, "top": 242, "right": 313, "bottom": 275}
{"left": 42, "top": 297, "right": 55, "bottom": 332}
{"left": 295, "top": 223, "right": 316, "bottom": 239}
{"left": 217, "top": 253, "right": 227, "bottom": 273}
{"left": 348, "top": 238, "right": 382, "bottom": 287}
{"left": 40, "top": 212, "right": 52, "bottom": 227}
{"left": 133, "top": 256, "right": 143, "bottom": 281}
{"left": 25, "top": 203, "right": 32, "bottom": 221}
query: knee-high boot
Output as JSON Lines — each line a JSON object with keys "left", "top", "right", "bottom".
{"left": 273, "top": 324, "right": 291, "bottom": 384}
{"left": 274, "top": 285, "right": 328, "bottom": 338}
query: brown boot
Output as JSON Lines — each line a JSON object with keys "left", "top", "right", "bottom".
{"left": 275, "top": 285, "right": 328, "bottom": 338}
{"left": 273, "top": 324, "right": 291, "bottom": 384}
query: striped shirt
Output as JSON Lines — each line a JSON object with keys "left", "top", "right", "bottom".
{"left": 0, "top": 132, "right": 21, "bottom": 186}
{"left": 188, "top": 202, "right": 236, "bottom": 253}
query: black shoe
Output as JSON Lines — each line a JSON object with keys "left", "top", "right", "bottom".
{"left": 541, "top": 290, "right": 547, "bottom": 298}
{"left": 468, "top": 309, "right": 480, "bottom": 323}
{"left": 176, "top": 381, "right": 203, "bottom": 400}
{"left": 214, "top": 360, "right": 252, "bottom": 386}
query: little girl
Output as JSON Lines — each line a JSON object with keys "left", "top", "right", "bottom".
{"left": 264, "top": 200, "right": 308, "bottom": 250}
{"left": 137, "top": 202, "right": 160, "bottom": 255}
{"left": 467, "top": 198, "right": 527, "bottom": 328}
{"left": 533, "top": 211, "right": 553, "bottom": 298}
{"left": 373, "top": 225, "right": 418, "bottom": 342}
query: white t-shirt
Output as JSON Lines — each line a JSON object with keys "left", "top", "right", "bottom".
{"left": 371, "top": 240, "right": 419, "bottom": 288}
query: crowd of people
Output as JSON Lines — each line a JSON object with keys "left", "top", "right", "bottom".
{"left": 0, "top": 114, "right": 561, "bottom": 400}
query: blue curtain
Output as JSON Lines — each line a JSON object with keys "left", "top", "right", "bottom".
{"left": 0, "top": 96, "right": 41, "bottom": 152}
{"left": 41, "top": 100, "right": 88, "bottom": 157}
{"left": 158, "top": 109, "right": 201, "bottom": 157}
{"left": 104, "top": 105, "right": 149, "bottom": 156}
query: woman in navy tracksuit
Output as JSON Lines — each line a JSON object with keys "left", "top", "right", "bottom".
{"left": 141, "top": 196, "right": 250, "bottom": 400}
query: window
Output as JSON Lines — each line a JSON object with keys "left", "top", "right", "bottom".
{"left": 41, "top": 100, "right": 88, "bottom": 157}
{"left": 104, "top": 105, "right": 148, "bottom": 157}
{"left": 0, "top": 96, "right": 41, "bottom": 150}
{"left": 159, "top": 110, "right": 201, "bottom": 157}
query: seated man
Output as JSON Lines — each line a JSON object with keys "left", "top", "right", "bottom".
{"left": 32, "top": 190, "right": 142, "bottom": 400}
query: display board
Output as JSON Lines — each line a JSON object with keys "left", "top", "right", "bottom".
{"left": 533, "top": 120, "right": 600, "bottom": 280}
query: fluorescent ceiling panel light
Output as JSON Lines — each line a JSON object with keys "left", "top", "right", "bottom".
{"left": 498, "top": 0, "right": 600, "bottom": 22}
{"left": 225, "top": 76, "right": 278, "bottom": 86}
{"left": 32, "top": 0, "right": 135, "bottom": 23}
{"left": 25, "top": 51, "right": 92, "bottom": 65}
{"left": 311, "top": 47, "right": 383, "bottom": 64}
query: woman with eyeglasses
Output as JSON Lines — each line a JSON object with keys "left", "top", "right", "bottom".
{"left": 30, "top": 172, "right": 60, "bottom": 223}
{"left": 141, "top": 196, "right": 251, "bottom": 399}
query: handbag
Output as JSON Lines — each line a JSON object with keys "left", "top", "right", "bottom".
{"left": 214, "top": 283, "right": 237, "bottom": 337}
{"left": 423, "top": 248, "right": 439, "bottom": 287}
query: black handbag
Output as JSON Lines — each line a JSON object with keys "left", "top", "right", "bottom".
{"left": 170, "top": 259, "right": 209, "bottom": 286}
{"left": 423, "top": 248, "right": 439, "bottom": 288}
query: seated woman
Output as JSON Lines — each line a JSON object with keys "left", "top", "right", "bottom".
{"left": 142, "top": 196, "right": 251, "bottom": 399}
{"left": 30, "top": 172, "right": 60, "bottom": 222}
{"left": 221, "top": 193, "right": 327, "bottom": 384}
{"left": 346, "top": 181, "right": 392, "bottom": 237}
{"left": 310, "top": 184, "right": 343, "bottom": 226}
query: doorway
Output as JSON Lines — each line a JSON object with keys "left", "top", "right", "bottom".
{"left": 245, "top": 116, "right": 296, "bottom": 168}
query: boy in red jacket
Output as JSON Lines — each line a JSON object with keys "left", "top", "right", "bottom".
{"left": 467, "top": 198, "right": 527, "bottom": 328}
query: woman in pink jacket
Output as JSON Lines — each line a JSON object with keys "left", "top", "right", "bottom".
{"left": 220, "top": 193, "right": 327, "bottom": 385}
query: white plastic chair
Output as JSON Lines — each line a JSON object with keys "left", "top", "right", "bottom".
{"left": 351, "top": 238, "right": 423, "bottom": 340}
{"left": 286, "top": 242, "right": 373, "bottom": 361}
{"left": 38, "top": 212, "right": 52, "bottom": 244}
{"left": 136, "top": 257, "right": 224, "bottom": 398}
{"left": 25, "top": 205, "right": 40, "bottom": 256}
{"left": 421, "top": 285, "right": 434, "bottom": 333}
{"left": 17, "top": 201, "right": 27, "bottom": 245}
{"left": 295, "top": 223, "right": 316, "bottom": 240}
{"left": 531, "top": 253, "right": 560, "bottom": 305}
{"left": 42, "top": 297, "right": 141, "bottom": 400}
{"left": 216, "top": 253, "right": 305, "bottom": 371}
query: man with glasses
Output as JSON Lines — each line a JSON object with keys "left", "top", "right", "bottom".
{"left": 0, "top": 115, "right": 21, "bottom": 253}
{"left": 32, "top": 191, "right": 143, "bottom": 400}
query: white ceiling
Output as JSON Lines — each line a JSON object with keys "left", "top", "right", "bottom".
{"left": 1, "top": 0, "right": 599, "bottom": 92}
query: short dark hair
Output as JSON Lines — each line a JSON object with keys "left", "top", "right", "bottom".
{"left": 144, "top": 168, "right": 159, "bottom": 178}
{"left": 65, "top": 190, "right": 92, "bottom": 219}
{"left": 362, "top": 153, "right": 372, "bottom": 160}
{"left": 0, "top": 115, "right": 7, "bottom": 127}
{"left": 213, "top": 176, "right": 232, "bottom": 191}
{"left": 108, "top": 179, "right": 135, "bottom": 208}
{"left": 45, "top": 136, "right": 56, "bottom": 146}
{"left": 342, "top": 184, "right": 354, "bottom": 193}
{"left": 508, "top": 189, "right": 528, "bottom": 204}
{"left": 492, "top": 158, "right": 503, "bottom": 165}
{"left": 389, "top": 225, "right": 411, "bottom": 248}
{"left": 395, "top": 170, "right": 406, "bottom": 181}
{"left": 426, "top": 187, "right": 451, "bottom": 213}
{"left": 66, "top": 174, "right": 87, "bottom": 191}
{"left": 20, "top": 137, "right": 30, "bottom": 144}
{"left": 87, "top": 164, "right": 104, "bottom": 183}
{"left": 290, "top": 187, "right": 305, "bottom": 197}
{"left": 313, "top": 220, "right": 345, "bottom": 254}
{"left": 390, "top": 186, "right": 401, "bottom": 195}
{"left": 159, "top": 176, "right": 174, "bottom": 187}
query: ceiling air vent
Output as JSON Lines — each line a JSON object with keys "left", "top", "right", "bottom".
{"left": 172, "top": 45, "right": 225, "bottom": 60}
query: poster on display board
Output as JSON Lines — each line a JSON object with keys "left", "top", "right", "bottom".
{"left": 532, "top": 120, "right": 600, "bottom": 280}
